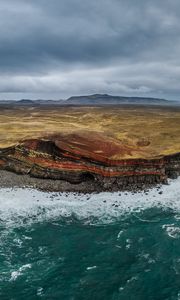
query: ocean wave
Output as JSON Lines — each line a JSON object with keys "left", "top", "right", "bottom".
{"left": 10, "top": 264, "right": 31, "bottom": 281}
{"left": 0, "top": 178, "right": 179, "bottom": 227}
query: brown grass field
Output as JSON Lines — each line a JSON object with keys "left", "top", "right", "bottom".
{"left": 0, "top": 105, "right": 180, "bottom": 159}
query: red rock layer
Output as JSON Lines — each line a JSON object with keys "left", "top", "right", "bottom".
{"left": 0, "top": 133, "right": 179, "bottom": 188}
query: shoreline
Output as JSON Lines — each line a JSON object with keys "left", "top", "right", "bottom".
{"left": 0, "top": 170, "right": 166, "bottom": 194}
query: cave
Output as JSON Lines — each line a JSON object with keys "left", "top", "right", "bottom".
{"left": 80, "top": 172, "right": 95, "bottom": 182}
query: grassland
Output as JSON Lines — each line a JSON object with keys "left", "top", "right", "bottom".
{"left": 0, "top": 105, "right": 180, "bottom": 159}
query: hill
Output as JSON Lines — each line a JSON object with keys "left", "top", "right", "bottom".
{"left": 65, "top": 94, "right": 172, "bottom": 105}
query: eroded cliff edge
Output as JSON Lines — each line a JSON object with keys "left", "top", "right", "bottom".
{"left": 0, "top": 132, "right": 179, "bottom": 192}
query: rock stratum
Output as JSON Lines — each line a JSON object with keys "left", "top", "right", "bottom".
{"left": 0, "top": 132, "right": 179, "bottom": 192}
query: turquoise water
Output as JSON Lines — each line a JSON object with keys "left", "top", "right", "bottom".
{"left": 1, "top": 180, "right": 180, "bottom": 300}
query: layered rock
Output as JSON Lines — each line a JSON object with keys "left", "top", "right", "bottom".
{"left": 0, "top": 132, "right": 179, "bottom": 191}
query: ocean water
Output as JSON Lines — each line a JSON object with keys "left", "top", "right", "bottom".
{"left": 1, "top": 180, "right": 180, "bottom": 299}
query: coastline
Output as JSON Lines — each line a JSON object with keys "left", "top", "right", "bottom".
{"left": 0, "top": 147, "right": 179, "bottom": 193}
{"left": 0, "top": 169, "right": 166, "bottom": 193}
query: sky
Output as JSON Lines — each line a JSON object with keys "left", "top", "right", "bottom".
{"left": 0, "top": 0, "right": 180, "bottom": 100}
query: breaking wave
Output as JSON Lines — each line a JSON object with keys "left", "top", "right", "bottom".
{"left": 0, "top": 178, "right": 179, "bottom": 228}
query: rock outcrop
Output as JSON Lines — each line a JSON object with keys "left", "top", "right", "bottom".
{"left": 0, "top": 132, "right": 179, "bottom": 191}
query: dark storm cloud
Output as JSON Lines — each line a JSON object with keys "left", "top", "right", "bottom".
{"left": 0, "top": 0, "right": 180, "bottom": 99}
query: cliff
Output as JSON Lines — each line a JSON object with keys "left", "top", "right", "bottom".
{"left": 0, "top": 132, "right": 179, "bottom": 192}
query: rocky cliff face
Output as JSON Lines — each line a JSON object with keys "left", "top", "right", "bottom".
{"left": 0, "top": 133, "right": 179, "bottom": 191}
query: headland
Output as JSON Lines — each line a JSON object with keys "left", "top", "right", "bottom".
{"left": 0, "top": 102, "right": 179, "bottom": 192}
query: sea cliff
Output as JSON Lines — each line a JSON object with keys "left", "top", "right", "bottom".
{"left": 0, "top": 133, "right": 179, "bottom": 192}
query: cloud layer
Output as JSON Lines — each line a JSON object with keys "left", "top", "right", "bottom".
{"left": 0, "top": 0, "right": 180, "bottom": 100}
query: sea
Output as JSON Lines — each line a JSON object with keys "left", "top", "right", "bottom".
{"left": 1, "top": 179, "right": 180, "bottom": 300}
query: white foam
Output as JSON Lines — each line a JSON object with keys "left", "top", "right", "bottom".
{"left": 0, "top": 178, "right": 179, "bottom": 227}
{"left": 86, "top": 266, "right": 97, "bottom": 270}
{"left": 10, "top": 264, "right": 31, "bottom": 281}
{"left": 37, "top": 287, "right": 43, "bottom": 296}
{"left": 162, "top": 224, "right": 180, "bottom": 239}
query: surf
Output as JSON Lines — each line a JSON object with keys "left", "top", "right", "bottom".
{"left": 0, "top": 178, "right": 179, "bottom": 228}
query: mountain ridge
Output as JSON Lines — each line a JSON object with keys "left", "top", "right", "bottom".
{"left": 66, "top": 93, "right": 170, "bottom": 105}
{"left": 0, "top": 94, "right": 178, "bottom": 106}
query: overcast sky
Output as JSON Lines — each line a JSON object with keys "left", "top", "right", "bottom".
{"left": 0, "top": 0, "right": 180, "bottom": 100}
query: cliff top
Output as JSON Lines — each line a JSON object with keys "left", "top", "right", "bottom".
{"left": 0, "top": 105, "right": 180, "bottom": 159}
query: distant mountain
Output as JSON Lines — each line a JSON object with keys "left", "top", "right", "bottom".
{"left": 0, "top": 99, "right": 63, "bottom": 106}
{"left": 65, "top": 94, "right": 172, "bottom": 105}
{"left": 0, "top": 94, "right": 178, "bottom": 106}
{"left": 16, "top": 99, "right": 36, "bottom": 105}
